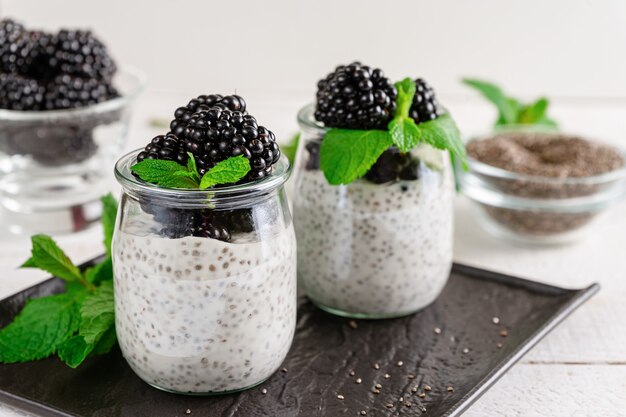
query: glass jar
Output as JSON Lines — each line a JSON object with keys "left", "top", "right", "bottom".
{"left": 0, "top": 66, "right": 145, "bottom": 235}
{"left": 293, "top": 104, "right": 454, "bottom": 319}
{"left": 112, "top": 149, "right": 297, "bottom": 395}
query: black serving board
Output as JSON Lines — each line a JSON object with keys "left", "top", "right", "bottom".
{"left": 0, "top": 260, "right": 598, "bottom": 417}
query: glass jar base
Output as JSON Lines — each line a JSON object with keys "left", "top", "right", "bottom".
{"left": 310, "top": 297, "right": 428, "bottom": 320}
{"left": 145, "top": 375, "right": 271, "bottom": 397}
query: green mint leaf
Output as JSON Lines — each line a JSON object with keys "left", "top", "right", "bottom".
{"left": 0, "top": 294, "right": 79, "bottom": 363}
{"left": 462, "top": 78, "right": 518, "bottom": 124}
{"left": 79, "top": 280, "right": 114, "bottom": 345}
{"left": 21, "top": 235, "right": 83, "bottom": 283}
{"left": 519, "top": 97, "right": 550, "bottom": 124}
{"left": 413, "top": 113, "right": 467, "bottom": 169}
{"left": 320, "top": 129, "right": 393, "bottom": 185}
{"left": 199, "top": 155, "right": 251, "bottom": 189}
{"left": 85, "top": 257, "right": 113, "bottom": 284}
{"left": 131, "top": 159, "right": 199, "bottom": 189}
{"left": 389, "top": 117, "right": 421, "bottom": 153}
{"left": 186, "top": 152, "right": 201, "bottom": 182}
{"left": 92, "top": 326, "right": 117, "bottom": 355}
{"left": 282, "top": 133, "right": 300, "bottom": 164}
{"left": 100, "top": 193, "right": 117, "bottom": 258}
{"left": 394, "top": 78, "right": 416, "bottom": 119}
{"left": 57, "top": 335, "right": 94, "bottom": 368}
{"left": 535, "top": 116, "right": 559, "bottom": 129}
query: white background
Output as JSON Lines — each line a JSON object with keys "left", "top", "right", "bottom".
{"left": 1, "top": 0, "right": 625, "bottom": 100}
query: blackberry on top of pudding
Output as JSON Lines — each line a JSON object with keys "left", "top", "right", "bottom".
{"left": 134, "top": 94, "right": 282, "bottom": 242}
{"left": 113, "top": 94, "right": 295, "bottom": 394}
{"left": 293, "top": 61, "right": 464, "bottom": 318}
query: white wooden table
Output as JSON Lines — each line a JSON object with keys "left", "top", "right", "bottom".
{"left": 1, "top": 91, "right": 625, "bottom": 417}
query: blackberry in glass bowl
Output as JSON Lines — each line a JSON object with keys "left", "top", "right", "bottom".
{"left": 0, "top": 18, "right": 145, "bottom": 234}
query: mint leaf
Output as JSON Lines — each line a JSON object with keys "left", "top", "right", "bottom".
{"left": 394, "top": 78, "right": 416, "bottom": 118}
{"left": 320, "top": 129, "right": 393, "bottom": 185}
{"left": 463, "top": 78, "right": 518, "bottom": 124}
{"left": 389, "top": 117, "right": 420, "bottom": 153}
{"left": 100, "top": 194, "right": 117, "bottom": 258}
{"left": 21, "top": 235, "right": 83, "bottom": 283}
{"left": 58, "top": 335, "right": 94, "bottom": 368}
{"left": 92, "top": 326, "right": 117, "bottom": 355}
{"left": 414, "top": 113, "right": 467, "bottom": 168}
{"left": 282, "top": 133, "right": 300, "bottom": 164}
{"left": 79, "top": 281, "right": 114, "bottom": 345}
{"left": 199, "top": 155, "right": 251, "bottom": 189}
{"left": 519, "top": 97, "right": 548, "bottom": 124}
{"left": 0, "top": 294, "right": 79, "bottom": 363}
{"left": 85, "top": 257, "right": 113, "bottom": 284}
{"left": 186, "top": 153, "right": 201, "bottom": 182}
{"left": 131, "top": 159, "right": 199, "bottom": 189}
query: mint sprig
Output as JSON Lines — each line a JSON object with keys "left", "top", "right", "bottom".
{"left": 462, "top": 78, "right": 558, "bottom": 128}
{"left": 0, "top": 193, "right": 119, "bottom": 368}
{"left": 318, "top": 77, "right": 467, "bottom": 184}
{"left": 131, "top": 153, "right": 250, "bottom": 189}
{"left": 320, "top": 129, "right": 392, "bottom": 185}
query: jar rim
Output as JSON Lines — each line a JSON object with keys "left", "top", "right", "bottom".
{"left": 297, "top": 103, "right": 328, "bottom": 133}
{"left": 114, "top": 148, "right": 292, "bottom": 208}
{"left": 0, "top": 65, "right": 146, "bottom": 121}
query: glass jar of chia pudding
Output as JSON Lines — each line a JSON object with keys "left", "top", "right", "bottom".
{"left": 293, "top": 104, "right": 454, "bottom": 319}
{"left": 112, "top": 149, "right": 297, "bottom": 395}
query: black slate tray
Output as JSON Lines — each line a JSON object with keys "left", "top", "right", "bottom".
{"left": 0, "top": 260, "right": 598, "bottom": 417}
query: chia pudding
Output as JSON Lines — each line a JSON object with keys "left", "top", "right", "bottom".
{"left": 294, "top": 143, "right": 454, "bottom": 317}
{"left": 112, "top": 227, "right": 296, "bottom": 393}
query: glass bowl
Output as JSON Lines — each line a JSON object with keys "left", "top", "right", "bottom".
{"left": 0, "top": 66, "right": 146, "bottom": 235}
{"left": 457, "top": 133, "right": 626, "bottom": 245}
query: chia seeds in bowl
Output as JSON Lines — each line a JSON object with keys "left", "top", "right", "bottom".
{"left": 460, "top": 130, "right": 626, "bottom": 244}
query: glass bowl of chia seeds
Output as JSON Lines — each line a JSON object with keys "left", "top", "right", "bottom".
{"left": 458, "top": 130, "right": 626, "bottom": 245}
{"left": 0, "top": 66, "right": 145, "bottom": 234}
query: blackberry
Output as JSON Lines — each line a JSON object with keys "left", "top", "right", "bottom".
{"left": 169, "top": 94, "right": 246, "bottom": 138}
{"left": 364, "top": 148, "right": 420, "bottom": 184}
{"left": 48, "top": 29, "right": 116, "bottom": 80}
{"left": 137, "top": 133, "right": 187, "bottom": 165}
{"left": 168, "top": 102, "right": 280, "bottom": 181}
{"left": 409, "top": 78, "right": 441, "bottom": 124}
{"left": 314, "top": 61, "right": 397, "bottom": 130}
{"left": 0, "top": 73, "right": 44, "bottom": 110}
{"left": 43, "top": 74, "right": 119, "bottom": 110}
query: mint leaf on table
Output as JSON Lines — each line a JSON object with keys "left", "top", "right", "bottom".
{"left": 85, "top": 257, "right": 113, "bottom": 284}
{"left": 320, "top": 129, "right": 393, "bottom": 185}
{"left": 21, "top": 235, "right": 83, "bottom": 283}
{"left": 199, "top": 155, "right": 251, "bottom": 189}
{"left": 131, "top": 159, "right": 199, "bottom": 189}
{"left": 58, "top": 335, "right": 94, "bottom": 368}
{"left": 518, "top": 97, "right": 548, "bottom": 124}
{"left": 462, "top": 78, "right": 518, "bottom": 125}
{"left": 79, "top": 280, "right": 115, "bottom": 345}
{"left": 92, "top": 326, "right": 117, "bottom": 355}
{"left": 100, "top": 193, "right": 117, "bottom": 258}
{"left": 0, "top": 294, "right": 80, "bottom": 363}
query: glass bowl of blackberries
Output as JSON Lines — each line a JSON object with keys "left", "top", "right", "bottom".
{"left": 0, "top": 18, "right": 145, "bottom": 234}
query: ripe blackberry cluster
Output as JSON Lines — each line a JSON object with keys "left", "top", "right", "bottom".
{"left": 0, "top": 18, "right": 118, "bottom": 111}
{"left": 364, "top": 148, "right": 420, "bottom": 184}
{"left": 314, "top": 61, "right": 398, "bottom": 130}
{"left": 139, "top": 94, "right": 280, "bottom": 181}
{"left": 409, "top": 78, "right": 441, "bottom": 123}
{"left": 137, "top": 94, "right": 282, "bottom": 241}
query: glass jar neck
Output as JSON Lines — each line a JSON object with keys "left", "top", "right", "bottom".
{"left": 114, "top": 149, "right": 291, "bottom": 209}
